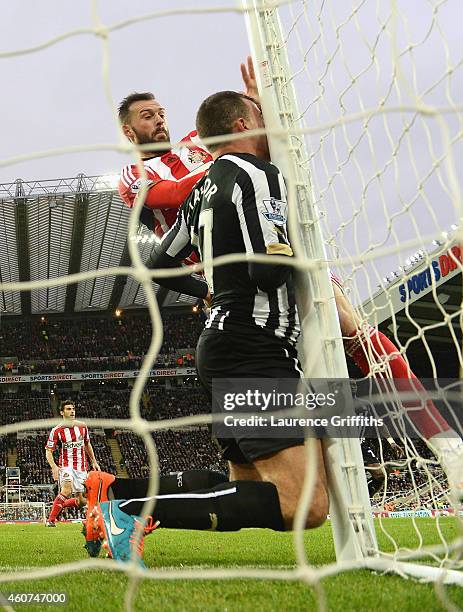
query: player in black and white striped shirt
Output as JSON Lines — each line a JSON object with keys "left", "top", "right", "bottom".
{"left": 146, "top": 92, "right": 307, "bottom": 468}
{"left": 154, "top": 130, "right": 299, "bottom": 345}
{"left": 95, "top": 92, "right": 329, "bottom": 562}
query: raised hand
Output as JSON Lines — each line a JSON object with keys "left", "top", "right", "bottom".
{"left": 241, "top": 56, "right": 260, "bottom": 104}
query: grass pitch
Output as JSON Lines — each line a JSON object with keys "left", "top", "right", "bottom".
{"left": 0, "top": 519, "right": 461, "bottom": 611}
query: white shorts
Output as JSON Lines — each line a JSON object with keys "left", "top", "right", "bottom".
{"left": 59, "top": 468, "right": 88, "bottom": 493}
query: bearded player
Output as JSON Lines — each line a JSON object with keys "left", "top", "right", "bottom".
{"left": 117, "top": 57, "right": 258, "bottom": 246}
{"left": 45, "top": 400, "right": 100, "bottom": 527}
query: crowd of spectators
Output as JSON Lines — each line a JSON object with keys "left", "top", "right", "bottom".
{"left": 0, "top": 437, "right": 7, "bottom": 482}
{"left": 11, "top": 352, "right": 194, "bottom": 375}
{"left": 379, "top": 464, "right": 445, "bottom": 494}
{"left": 0, "top": 393, "right": 53, "bottom": 426}
{"left": 144, "top": 386, "right": 209, "bottom": 421}
{"left": 0, "top": 506, "right": 46, "bottom": 522}
{"left": 161, "top": 314, "right": 202, "bottom": 354}
{"left": 115, "top": 428, "right": 227, "bottom": 478}
{"left": 365, "top": 437, "right": 450, "bottom": 507}
{"left": 363, "top": 437, "right": 434, "bottom": 465}
{"left": 89, "top": 434, "right": 117, "bottom": 474}
{"left": 0, "top": 312, "right": 201, "bottom": 375}
{"left": 16, "top": 487, "right": 54, "bottom": 504}
{"left": 16, "top": 434, "right": 54, "bottom": 485}
{"left": 63, "top": 384, "right": 210, "bottom": 422}
{"left": 66, "top": 388, "right": 132, "bottom": 420}
{"left": 0, "top": 487, "right": 54, "bottom": 504}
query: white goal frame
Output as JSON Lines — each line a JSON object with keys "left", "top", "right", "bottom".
{"left": 242, "top": 0, "right": 463, "bottom": 587}
{"left": 0, "top": 502, "right": 46, "bottom": 524}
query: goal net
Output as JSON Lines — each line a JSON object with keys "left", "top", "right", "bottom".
{"left": 0, "top": 502, "right": 46, "bottom": 524}
{"left": 0, "top": 0, "right": 462, "bottom": 608}
{"left": 243, "top": 0, "right": 463, "bottom": 586}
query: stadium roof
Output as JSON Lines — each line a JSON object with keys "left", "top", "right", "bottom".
{"left": 0, "top": 174, "right": 198, "bottom": 316}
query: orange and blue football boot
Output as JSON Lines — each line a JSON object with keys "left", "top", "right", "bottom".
{"left": 99, "top": 500, "right": 148, "bottom": 567}
{"left": 82, "top": 471, "right": 115, "bottom": 557}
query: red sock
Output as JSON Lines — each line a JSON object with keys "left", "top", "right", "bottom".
{"left": 345, "top": 326, "right": 450, "bottom": 439}
{"left": 48, "top": 493, "right": 67, "bottom": 523}
{"left": 63, "top": 497, "right": 78, "bottom": 509}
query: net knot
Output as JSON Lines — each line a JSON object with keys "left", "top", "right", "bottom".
{"left": 93, "top": 25, "right": 109, "bottom": 39}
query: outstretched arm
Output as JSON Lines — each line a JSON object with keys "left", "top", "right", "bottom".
{"left": 136, "top": 163, "right": 211, "bottom": 210}
{"left": 145, "top": 201, "right": 209, "bottom": 299}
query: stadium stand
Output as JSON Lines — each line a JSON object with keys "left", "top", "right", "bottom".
{"left": 0, "top": 437, "right": 7, "bottom": 485}
{"left": 63, "top": 384, "right": 209, "bottom": 421}
{"left": 83, "top": 432, "right": 117, "bottom": 474}
{"left": 0, "top": 392, "right": 53, "bottom": 426}
{"left": 16, "top": 434, "right": 53, "bottom": 485}
{"left": 0, "top": 312, "right": 199, "bottom": 374}
{"left": 115, "top": 429, "right": 227, "bottom": 478}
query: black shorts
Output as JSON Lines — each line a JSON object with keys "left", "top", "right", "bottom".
{"left": 361, "top": 441, "right": 379, "bottom": 465}
{"left": 196, "top": 328, "right": 305, "bottom": 464}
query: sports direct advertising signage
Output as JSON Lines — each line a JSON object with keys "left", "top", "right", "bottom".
{"left": 0, "top": 368, "right": 197, "bottom": 385}
{"left": 398, "top": 245, "right": 462, "bottom": 303}
{"left": 361, "top": 243, "right": 462, "bottom": 326}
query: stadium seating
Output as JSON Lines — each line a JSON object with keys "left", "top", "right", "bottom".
{"left": 115, "top": 429, "right": 227, "bottom": 478}
{"left": 16, "top": 434, "right": 53, "bottom": 485}
{"left": 64, "top": 384, "right": 209, "bottom": 421}
{"left": 0, "top": 312, "right": 200, "bottom": 374}
{"left": 0, "top": 437, "right": 7, "bottom": 486}
{"left": 0, "top": 393, "right": 53, "bottom": 426}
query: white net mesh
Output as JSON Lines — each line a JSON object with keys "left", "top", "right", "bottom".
{"left": 258, "top": 0, "right": 463, "bottom": 591}
{"left": 278, "top": 0, "right": 463, "bottom": 307}
{"left": 0, "top": 0, "right": 462, "bottom": 609}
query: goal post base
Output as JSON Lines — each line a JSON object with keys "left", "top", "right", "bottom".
{"left": 363, "top": 557, "right": 463, "bottom": 587}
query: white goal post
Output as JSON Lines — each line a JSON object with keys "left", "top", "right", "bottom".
{"left": 242, "top": 0, "right": 463, "bottom": 586}
{"left": 242, "top": 0, "right": 377, "bottom": 567}
{"left": 0, "top": 502, "right": 46, "bottom": 524}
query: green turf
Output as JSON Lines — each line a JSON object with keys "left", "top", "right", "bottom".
{"left": 0, "top": 520, "right": 461, "bottom": 611}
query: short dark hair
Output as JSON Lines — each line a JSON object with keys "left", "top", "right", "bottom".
{"left": 196, "top": 91, "right": 256, "bottom": 151}
{"left": 118, "top": 92, "right": 155, "bottom": 125}
{"left": 60, "top": 399, "right": 75, "bottom": 412}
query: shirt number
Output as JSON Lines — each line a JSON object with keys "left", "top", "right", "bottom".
{"left": 198, "top": 208, "right": 214, "bottom": 293}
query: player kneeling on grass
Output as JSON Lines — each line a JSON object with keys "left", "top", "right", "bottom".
{"left": 45, "top": 400, "right": 100, "bottom": 527}
{"left": 91, "top": 90, "right": 329, "bottom": 566}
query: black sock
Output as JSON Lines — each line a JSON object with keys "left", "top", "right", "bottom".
{"left": 158, "top": 470, "right": 229, "bottom": 495}
{"left": 109, "top": 470, "right": 228, "bottom": 499}
{"left": 368, "top": 476, "right": 384, "bottom": 496}
{"left": 118, "top": 480, "right": 285, "bottom": 532}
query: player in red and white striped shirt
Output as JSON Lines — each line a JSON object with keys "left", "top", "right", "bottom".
{"left": 118, "top": 96, "right": 212, "bottom": 245}
{"left": 45, "top": 399, "right": 100, "bottom": 527}
{"left": 117, "top": 57, "right": 258, "bottom": 245}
